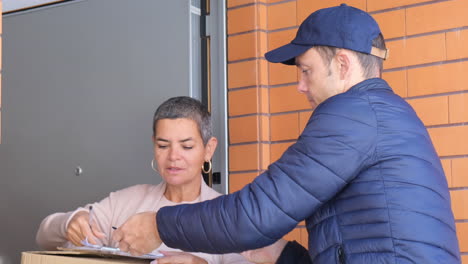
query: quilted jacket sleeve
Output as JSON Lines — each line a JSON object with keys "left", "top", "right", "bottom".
{"left": 157, "top": 96, "right": 377, "bottom": 253}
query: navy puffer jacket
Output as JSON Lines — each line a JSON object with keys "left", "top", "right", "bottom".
{"left": 158, "top": 78, "right": 460, "bottom": 264}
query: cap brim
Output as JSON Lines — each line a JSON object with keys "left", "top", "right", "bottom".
{"left": 264, "top": 43, "right": 313, "bottom": 65}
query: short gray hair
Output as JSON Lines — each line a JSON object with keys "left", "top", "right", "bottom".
{"left": 152, "top": 96, "right": 212, "bottom": 145}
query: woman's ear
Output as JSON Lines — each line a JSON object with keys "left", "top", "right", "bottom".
{"left": 204, "top": 137, "right": 218, "bottom": 161}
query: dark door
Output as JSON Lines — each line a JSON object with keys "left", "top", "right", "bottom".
{"left": 0, "top": 1, "right": 227, "bottom": 263}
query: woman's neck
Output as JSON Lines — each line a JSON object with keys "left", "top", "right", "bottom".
{"left": 164, "top": 177, "right": 202, "bottom": 203}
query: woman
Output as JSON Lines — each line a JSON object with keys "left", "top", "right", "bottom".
{"left": 36, "top": 96, "right": 252, "bottom": 264}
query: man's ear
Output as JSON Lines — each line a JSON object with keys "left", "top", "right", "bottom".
{"left": 204, "top": 137, "right": 218, "bottom": 161}
{"left": 335, "top": 50, "right": 351, "bottom": 80}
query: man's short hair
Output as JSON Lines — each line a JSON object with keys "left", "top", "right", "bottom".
{"left": 315, "top": 33, "right": 386, "bottom": 78}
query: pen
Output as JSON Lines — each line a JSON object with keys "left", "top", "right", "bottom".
{"left": 89, "top": 206, "right": 94, "bottom": 229}
{"left": 91, "top": 205, "right": 117, "bottom": 230}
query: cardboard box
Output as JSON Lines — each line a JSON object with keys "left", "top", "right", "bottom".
{"left": 21, "top": 251, "right": 152, "bottom": 264}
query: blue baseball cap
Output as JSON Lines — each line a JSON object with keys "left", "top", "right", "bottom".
{"left": 265, "top": 4, "right": 388, "bottom": 65}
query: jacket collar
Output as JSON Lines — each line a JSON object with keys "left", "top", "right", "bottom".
{"left": 347, "top": 78, "right": 392, "bottom": 93}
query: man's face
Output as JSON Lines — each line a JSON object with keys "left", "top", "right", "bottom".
{"left": 295, "top": 48, "right": 341, "bottom": 109}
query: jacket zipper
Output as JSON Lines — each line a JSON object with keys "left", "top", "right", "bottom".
{"left": 337, "top": 245, "right": 345, "bottom": 264}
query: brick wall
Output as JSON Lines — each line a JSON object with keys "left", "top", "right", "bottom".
{"left": 226, "top": 0, "right": 468, "bottom": 260}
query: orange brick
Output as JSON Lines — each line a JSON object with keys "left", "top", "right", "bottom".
{"left": 229, "top": 143, "right": 270, "bottom": 171}
{"left": 228, "top": 6, "right": 255, "bottom": 34}
{"left": 258, "top": 32, "right": 269, "bottom": 60}
{"left": 260, "top": 59, "right": 269, "bottom": 86}
{"left": 270, "top": 142, "right": 294, "bottom": 163}
{"left": 456, "top": 222, "right": 468, "bottom": 252}
{"left": 299, "top": 111, "right": 312, "bottom": 133}
{"left": 229, "top": 172, "right": 259, "bottom": 193}
{"left": 367, "top": 0, "right": 433, "bottom": 12}
{"left": 297, "top": 0, "right": 366, "bottom": 24}
{"left": 270, "top": 85, "right": 310, "bottom": 113}
{"left": 283, "top": 227, "right": 301, "bottom": 242}
{"left": 267, "top": 28, "right": 297, "bottom": 51}
{"left": 228, "top": 60, "right": 257, "bottom": 88}
{"left": 269, "top": 62, "right": 298, "bottom": 85}
{"left": 228, "top": 115, "right": 269, "bottom": 143}
{"left": 260, "top": 143, "right": 271, "bottom": 170}
{"left": 407, "top": 61, "right": 468, "bottom": 97}
{"left": 0, "top": 2, "right": 2, "bottom": 34}
{"left": 227, "top": 4, "right": 267, "bottom": 34}
{"left": 271, "top": 113, "right": 300, "bottom": 141}
{"left": 260, "top": 115, "right": 270, "bottom": 141}
{"left": 441, "top": 159, "right": 452, "bottom": 188}
{"left": 228, "top": 59, "right": 268, "bottom": 88}
{"left": 229, "top": 88, "right": 261, "bottom": 116}
{"left": 229, "top": 144, "right": 260, "bottom": 171}
{"left": 447, "top": 29, "right": 468, "bottom": 61}
{"left": 451, "top": 190, "right": 468, "bottom": 220}
{"left": 428, "top": 126, "right": 468, "bottom": 157}
{"left": 449, "top": 94, "right": 468, "bottom": 124}
{"left": 267, "top": 1, "right": 297, "bottom": 30}
{"left": 372, "top": 10, "right": 406, "bottom": 39}
{"left": 382, "top": 70, "right": 407, "bottom": 98}
{"left": 228, "top": 31, "right": 267, "bottom": 61}
{"left": 257, "top": 3, "right": 267, "bottom": 31}
{"left": 227, "top": 0, "right": 267, "bottom": 8}
{"left": 259, "top": 87, "right": 270, "bottom": 114}
{"left": 407, "top": 96, "right": 449, "bottom": 126}
{"left": 406, "top": 0, "right": 468, "bottom": 36}
{"left": 229, "top": 116, "right": 260, "bottom": 144}
{"left": 452, "top": 158, "right": 468, "bottom": 188}
{"left": 384, "top": 34, "right": 446, "bottom": 69}
{"left": 462, "top": 255, "right": 468, "bottom": 264}
{"left": 383, "top": 40, "right": 406, "bottom": 70}
{"left": 299, "top": 227, "right": 309, "bottom": 248}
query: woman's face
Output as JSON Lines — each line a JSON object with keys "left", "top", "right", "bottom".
{"left": 153, "top": 118, "right": 216, "bottom": 186}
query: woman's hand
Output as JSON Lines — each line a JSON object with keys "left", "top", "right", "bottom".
{"left": 66, "top": 211, "right": 106, "bottom": 246}
{"left": 151, "top": 251, "right": 208, "bottom": 264}
{"left": 241, "top": 239, "right": 288, "bottom": 264}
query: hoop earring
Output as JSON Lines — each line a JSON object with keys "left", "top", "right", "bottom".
{"left": 151, "top": 159, "right": 158, "bottom": 173}
{"left": 202, "top": 161, "right": 212, "bottom": 174}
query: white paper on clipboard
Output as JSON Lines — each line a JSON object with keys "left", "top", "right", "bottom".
{"left": 57, "top": 245, "right": 164, "bottom": 260}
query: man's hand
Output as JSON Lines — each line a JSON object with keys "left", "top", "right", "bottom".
{"left": 112, "top": 211, "right": 162, "bottom": 256}
{"left": 241, "top": 239, "right": 288, "bottom": 264}
{"left": 151, "top": 251, "right": 208, "bottom": 264}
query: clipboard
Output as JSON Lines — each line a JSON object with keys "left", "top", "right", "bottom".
{"left": 57, "top": 247, "right": 164, "bottom": 260}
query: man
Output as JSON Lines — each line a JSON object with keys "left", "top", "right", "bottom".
{"left": 114, "top": 4, "right": 460, "bottom": 263}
